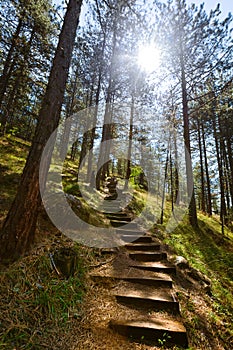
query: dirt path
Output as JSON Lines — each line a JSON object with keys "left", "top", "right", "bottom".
{"left": 72, "top": 202, "right": 188, "bottom": 349}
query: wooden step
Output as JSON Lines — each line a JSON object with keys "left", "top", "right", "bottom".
{"left": 107, "top": 215, "right": 131, "bottom": 222}
{"left": 102, "top": 200, "right": 122, "bottom": 204}
{"left": 121, "top": 235, "right": 153, "bottom": 243}
{"left": 101, "top": 206, "right": 122, "bottom": 211}
{"left": 110, "top": 221, "right": 138, "bottom": 228}
{"left": 90, "top": 273, "right": 173, "bottom": 288}
{"left": 129, "top": 251, "right": 167, "bottom": 262}
{"left": 101, "top": 204, "right": 122, "bottom": 209}
{"left": 116, "top": 228, "right": 144, "bottom": 235}
{"left": 109, "top": 316, "right": 188, "bottom": 347}
{"left": 114, "top": 289, "right": 180, "bottom": 314}
{"left": 125, "top": 243, "right": 160, "bottom": 251}
{"left": 131, "top": 262, "right": 176, "bottom": 274}
{"left": 102, "top": 212, "right": 129, "bottom": 218}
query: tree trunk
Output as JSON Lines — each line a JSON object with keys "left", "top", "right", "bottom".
{"left": 0, "top": 0, "right": 83, "bottom": 263}
{"left": 160, "top": 147, "right": 169, "bottom": 224}
{"left": 225, "top": 134, "right": 233, "bottom": 206}
{"left": 169, "top": 145, "right": 174, "bottom": 212}
{"left": 212, "top": 111, "right": 226, "bottom": 222}
{"left": 59, "top": 73, "right": 79, "bottom": 159}
{"left": 96, "top": 20, "right": 117, "bottom": 190}
{"left": 86, "top": 73, "right": 102, "bottom": 183}
{"left": 124, "top": 94, "right": 134, "bottom": 190}
{"left": 180, "top": 55, "right": 198, "bottom": 227}
{"left": 197, "top": 118, "right": 206, "bottom": 213}
{"left": 201, "top": 121, "right": 212, "bottom": 216}
{"left": 0, "top": 18, "right": 23, "bottom": 113}
{"left": 173, "top": 130, "right": 180, "bottom": 204}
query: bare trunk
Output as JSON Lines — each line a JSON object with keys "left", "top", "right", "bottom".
{"left": 212, "top": 112, "right": 226, "bottom": 222}
{"left": 225, "top": 136, "right": 233, "bottom": 206}
{"left": 201, "top": 122, "right": 212, "bottom": 216}
{"left": 96, "top": 21, "right": 117, "bottom": 190}
{"left": 0, "top": 18, "right": 23, "bottom": 112}
{"left": 180, "top": 58, "right": 198, "bottom": 227}
{"left": 197, "top": 118, "right": 206, "bottom": 213}
{"left": 160, "top": 147, "right": 169, "bottom": 224}
{"left": 124, "top": 94, "right": 134, "bottom": 190}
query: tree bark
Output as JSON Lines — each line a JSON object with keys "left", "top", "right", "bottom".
{"left": 96, "top": 16, "right": 117, "bottom": 190}
{"left": 86, "top": 74, "right": 102, "bottom": 183}
{"left": 0, "top": 18, "right": 23, "bottom": 112}
{"left": 201, "top": 121, "right": 212, "bottom": 216}
{"left": 180, "top": 56, "right": 198, "bottom": 227}
{"left": 0, "top": 0, "right": 83, "bottom": 263}
{"left": 124, "top": 94, "right": 134, "bottom": 190}
{"left": 160, "top": 147, "right": 169, "bottom": 224}
{"left": 212, "top": 109, "right": 227, "bottom": 222}
{"left": 226, "top": 135, "right": 233, "bottom": 206}
{"left": 197, "top": 118, "right": 206, "bottom": 213}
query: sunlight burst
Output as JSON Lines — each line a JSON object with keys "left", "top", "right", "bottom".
{"left": 137, "top": 45, "right": 161, "bottom": 73}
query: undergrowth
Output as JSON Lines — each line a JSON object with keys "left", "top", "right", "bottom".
{"left": 154, "top": 209, "right": 233, "bottom": 349}
{"left": 0, "top": 243, "right": 87, "bottom": 349}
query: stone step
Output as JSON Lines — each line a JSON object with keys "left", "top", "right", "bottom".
{"left": 129, "top": 251, "right": 167, "bottom": 262}
{"left": 109, "top": 316, "right": 188, "bottom": 348}
{"left": 121, "top": 235, "right": 153, "bottom": 243}
{"left": 114, "top": 289, "right": 180, "bottom": 314}
{"left": 125, "top": 243, "right": 160, "bottom": 251}
{"left": 131, "top": 262, "right": 176, "bottom": 274}
{"left": 90, "top": 273, "right": 173, "bottom": 288}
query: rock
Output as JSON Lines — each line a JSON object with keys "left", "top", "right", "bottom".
{"left": 174, "top": 256, "right": 189, "bottom": 269}
{"left": 65, "top": 194, "right": 81, "bottom": 207}
{"left": 203, "top": 283, "right": 212, "bottom": 296}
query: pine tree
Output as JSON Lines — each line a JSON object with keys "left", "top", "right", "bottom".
{"left": 0, "top": 0, "right": 83, "bottom": 262}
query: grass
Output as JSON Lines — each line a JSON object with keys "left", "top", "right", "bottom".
{"left": 0, "top": 244, "right": 87, "bottom": 349}
{"left": 154, "top": 207, "right": 233, "bottom": 349}
{"left": 0, "top": 136, "right": 89, "bottom": 349}
{"left": 0, "top": 136, "right": 30, "bottom": 220}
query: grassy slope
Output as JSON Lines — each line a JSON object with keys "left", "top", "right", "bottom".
{"left": 0, "top": 137, "right": 89, "bottom": 349}
{"left": 155, "top": 209, "right": 233, "bottom": 349}
{"left": 0, "top": 136, "right": 233, "bottom": 349}
{"left": 0, "top": 136, "right": 30, "bottom": 218}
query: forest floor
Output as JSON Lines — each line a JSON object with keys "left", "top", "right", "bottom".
{"left": 0, "top": 136, "right": 233, "bottom": 349}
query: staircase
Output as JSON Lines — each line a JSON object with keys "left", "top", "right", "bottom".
{"left": 90, "top": 189, "right": 188, "bottom": 348}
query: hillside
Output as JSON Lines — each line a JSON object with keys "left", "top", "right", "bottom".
{"left": 0, "top": 136, "right": 232, "bottom": 349}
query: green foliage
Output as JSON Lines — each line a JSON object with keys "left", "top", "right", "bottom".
{"left": 0, "top": 0, "right": 58, "bottom": 139}
{"left": 158, "top": 332, "right": 171, "bottom": 347}
{"left": 129, "top": 165, "right": 148, "bottom": 191}
{"left": 0, "top": 136, "right": 30, "bottom": 211}
{"left": 65, "top": 183, "right": 82, "bottom": 197}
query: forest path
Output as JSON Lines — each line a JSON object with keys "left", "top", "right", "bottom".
{"left": 89, "top": 195, "right": 189, "bottom": 349}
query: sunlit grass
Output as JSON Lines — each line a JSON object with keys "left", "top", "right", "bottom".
{"left": 0, "top": 136, "right": 30, "bottom": 215}
{"left": 153, "top": 204, "right": 233, "bottom": 346}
